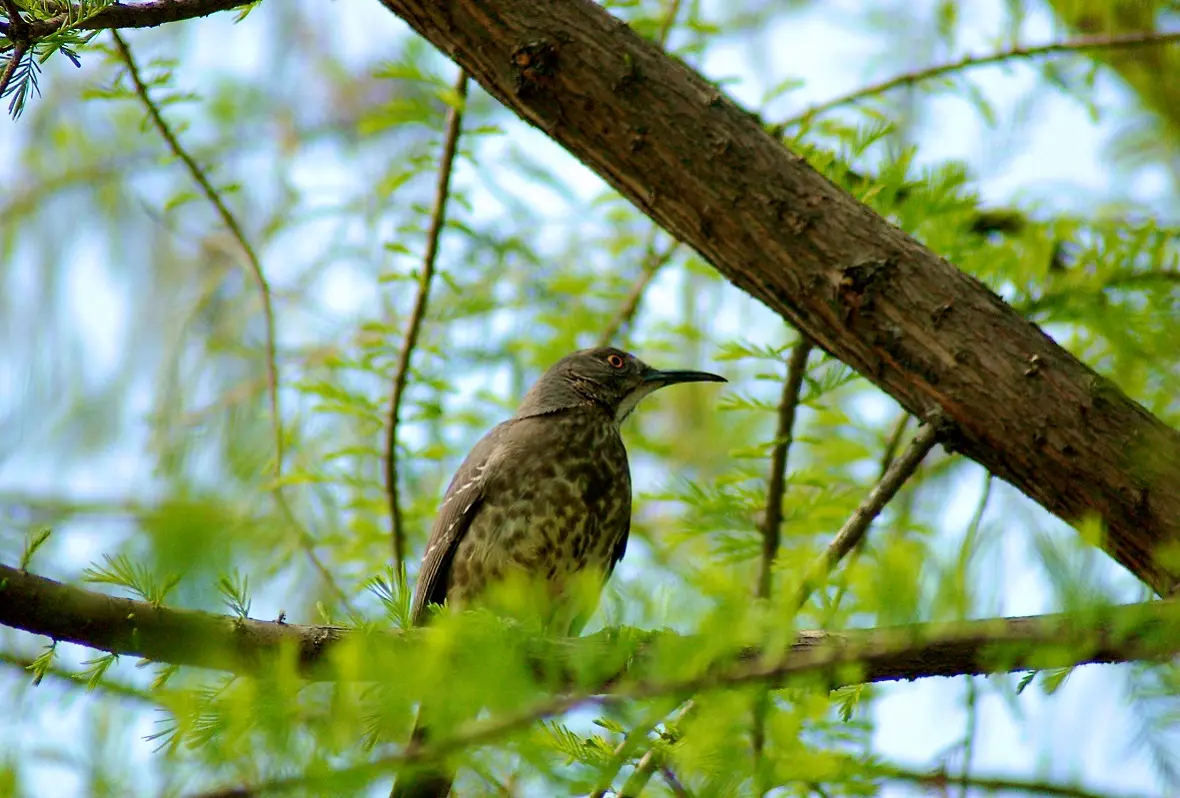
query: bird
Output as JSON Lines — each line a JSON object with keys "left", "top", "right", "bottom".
{"left": 390, "top": 346, "right": 725, "bottom": 798}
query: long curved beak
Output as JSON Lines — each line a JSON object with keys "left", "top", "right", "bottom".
{"left": 642, "top": 367, "right": 727, "bottom": 387}
{"left": 616, "top": 366, "right": 725, "bottom": 422}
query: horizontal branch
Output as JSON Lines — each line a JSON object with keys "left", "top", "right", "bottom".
{"left": 0, "top": 0, "right": 252, "bottom": 41}
{"left": 3, "top": 563, "right": 1178, "bottom": 692}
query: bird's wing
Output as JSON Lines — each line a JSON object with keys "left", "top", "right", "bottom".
{"left": 409, "top": 423, "right": 508, "bottom": 626}
{"left": 608, "top": 515, "right": 630, "bottom": 577}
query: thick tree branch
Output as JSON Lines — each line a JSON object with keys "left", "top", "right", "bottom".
{"left": 3, "top": 563, "right": 1178, "bottom": 689}
{"left": 374, "top": 0, "right": 1180, "bottom": 596}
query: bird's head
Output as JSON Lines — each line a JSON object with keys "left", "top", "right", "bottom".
{"left": 516, "top": 347, "right": 726, "bottom": 422}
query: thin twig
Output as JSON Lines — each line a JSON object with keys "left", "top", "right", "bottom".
{"left": 110, "top": 32, "right": 354, "bottom": 614}
{"left": 791, "top": 416, "right": 944, "bottom": 613}
{"left": 877, "top": 412, "right": 911, "bottom": 476}
{"left": 824, "top": 411, "right": 915, "bottom": 618}
{"left": 781, "top": 30, "right": 1180, "bottom": 128}
{"left": 587, "top": 708, "right": 668, "bottom": 798}
{"left": 756, "top": 340, "right": 812, "bottom": 600}
{"left": 617, "top": 747, "right": 660, "bottom": 797}
{"left": 659, "top": 765, "right": 691, "bottom": 798}
{"left": 614, "top": 701, "right": 694, "bottom": 797}
{"left": 384, "top": 69, "right": 468, "bottom": 579}
{"left": 751, "top": 338, "right": 811, "bottom": 794}
{"left": 598, "top": 238, "right": 680, "bottom": 346}
{"left": 110, "top": 33, "right": 280, "bottom": 468}
{"left": 879, "top": 765, "right": 1148, "bottom": 798}
{"left": 653, "top": 0, "right": 681, "bottom": 48}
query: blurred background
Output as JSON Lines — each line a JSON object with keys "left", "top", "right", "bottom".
{"left": 1, "top": 0, "right": 1178, "bottom": 795}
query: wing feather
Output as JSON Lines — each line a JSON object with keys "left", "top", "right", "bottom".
{"left": 409, "top": 423, "right": 508, "bottom": 625}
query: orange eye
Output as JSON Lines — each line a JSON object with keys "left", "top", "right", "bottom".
{"left": 606, "top": 353, "right": 625, "bottom": 369}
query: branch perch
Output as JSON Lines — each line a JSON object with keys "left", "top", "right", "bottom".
{"left": 2, "top": 563, "right": 1177, "bottom": 688}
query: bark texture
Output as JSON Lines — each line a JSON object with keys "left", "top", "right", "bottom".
{"left": 3, "top": 563, "right": 1178, "bottom": 687}
{"left": 378, "top": 0, "right": 1180, "bottom": 594}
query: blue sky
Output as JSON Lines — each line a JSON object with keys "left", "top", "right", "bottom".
{"left": 1, "top": 0, "right": 1175, "bottom": 795}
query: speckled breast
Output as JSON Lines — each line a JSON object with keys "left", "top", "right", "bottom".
{"left": 446, "top": 408, "right": 632, "bottom": 633}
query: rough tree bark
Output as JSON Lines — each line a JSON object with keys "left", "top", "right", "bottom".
{"left": 378, "top": 0, "right": 1180, "bottom": 595}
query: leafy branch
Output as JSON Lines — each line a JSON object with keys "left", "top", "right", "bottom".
{"left": 752, "top": 337, "right": 811, "bottom": 794}
{"left": 0, "top": 0, "right": 254, "bottom": 41}
{"left": 0, "top": 0, "right": 32, "bottom": 116}
{"left": 2, "top": 560, "right": 1177, "bottom": 687}
{"left": 175, "top": 594, "right": 1180, "bottom": 797}
{"left": 780, "top": 29, "right": 1180, "bottom": 129}
{"left": 109, "top": 31, "right": 355, "bottom": 615}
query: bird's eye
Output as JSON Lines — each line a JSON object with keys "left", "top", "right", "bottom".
{"left": 606, "top": 353, "right": 625, "bottom": 369}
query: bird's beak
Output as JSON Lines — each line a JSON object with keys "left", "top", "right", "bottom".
{"left": 641, "top": 367, "right": 727, "bottom": 387}
{"left": 615, "top": 365, "right": 726, "bottom": 422}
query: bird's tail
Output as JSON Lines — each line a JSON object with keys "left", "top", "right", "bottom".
{"left": 390, "top": 720, "right": 455, "bottom": 798}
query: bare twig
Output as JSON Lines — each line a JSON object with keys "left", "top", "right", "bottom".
{"left": 110, "top": 32, "right": 354, "bottom": 614}
{"left": 659, "top": 765, "right": 691, "bottom": 798}
{"left": 385, "top": 69, "right": 469, "bottom": 579}
{"left": 781, "top": 30, "right": 1180, "bottom": 128}
{"left": 877, "top": 412, "right": 911, "bottom": 476}
{"left": 756, "top": 340, "right": 812, "bottom": 600}
{"left": 0, "top": 0, "right": 251, "bottom": 40}
{"left": 878, "top": 765, "right": 1151, "bottom": 798}
{"left": 824, "top": 412, "right": 916, "bottom": 617}
{"left": 752, "top": 338, "right": 811, "bottom": 794}
{"left": 653, "top": 0, "right": 681, "bottom": 47}
{"left": 791, "top": 417, "right": 944, "bottom": 613}
{"left": 598, "top": 238, "right": 680, "bottom": 347}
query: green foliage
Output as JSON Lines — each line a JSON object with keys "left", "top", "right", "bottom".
{"left": 217, "top": 569, "right": 252, "bottom": 620}
{"left": 82, "top": 554, "right": 181, "bottom": 607}
{"left": 18, "top": 527, "right": 51, "bottom": 570}
{"left": 1, "top": 0, "right": 1178, "bottom": 796}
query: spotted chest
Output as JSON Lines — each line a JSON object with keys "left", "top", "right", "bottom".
{"left": 444, "top": 409, "right": 631, "bottom": 630}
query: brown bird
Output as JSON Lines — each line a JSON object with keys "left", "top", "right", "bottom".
{"left": 391, "top": 346, "right": 725, "bottom": 798}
